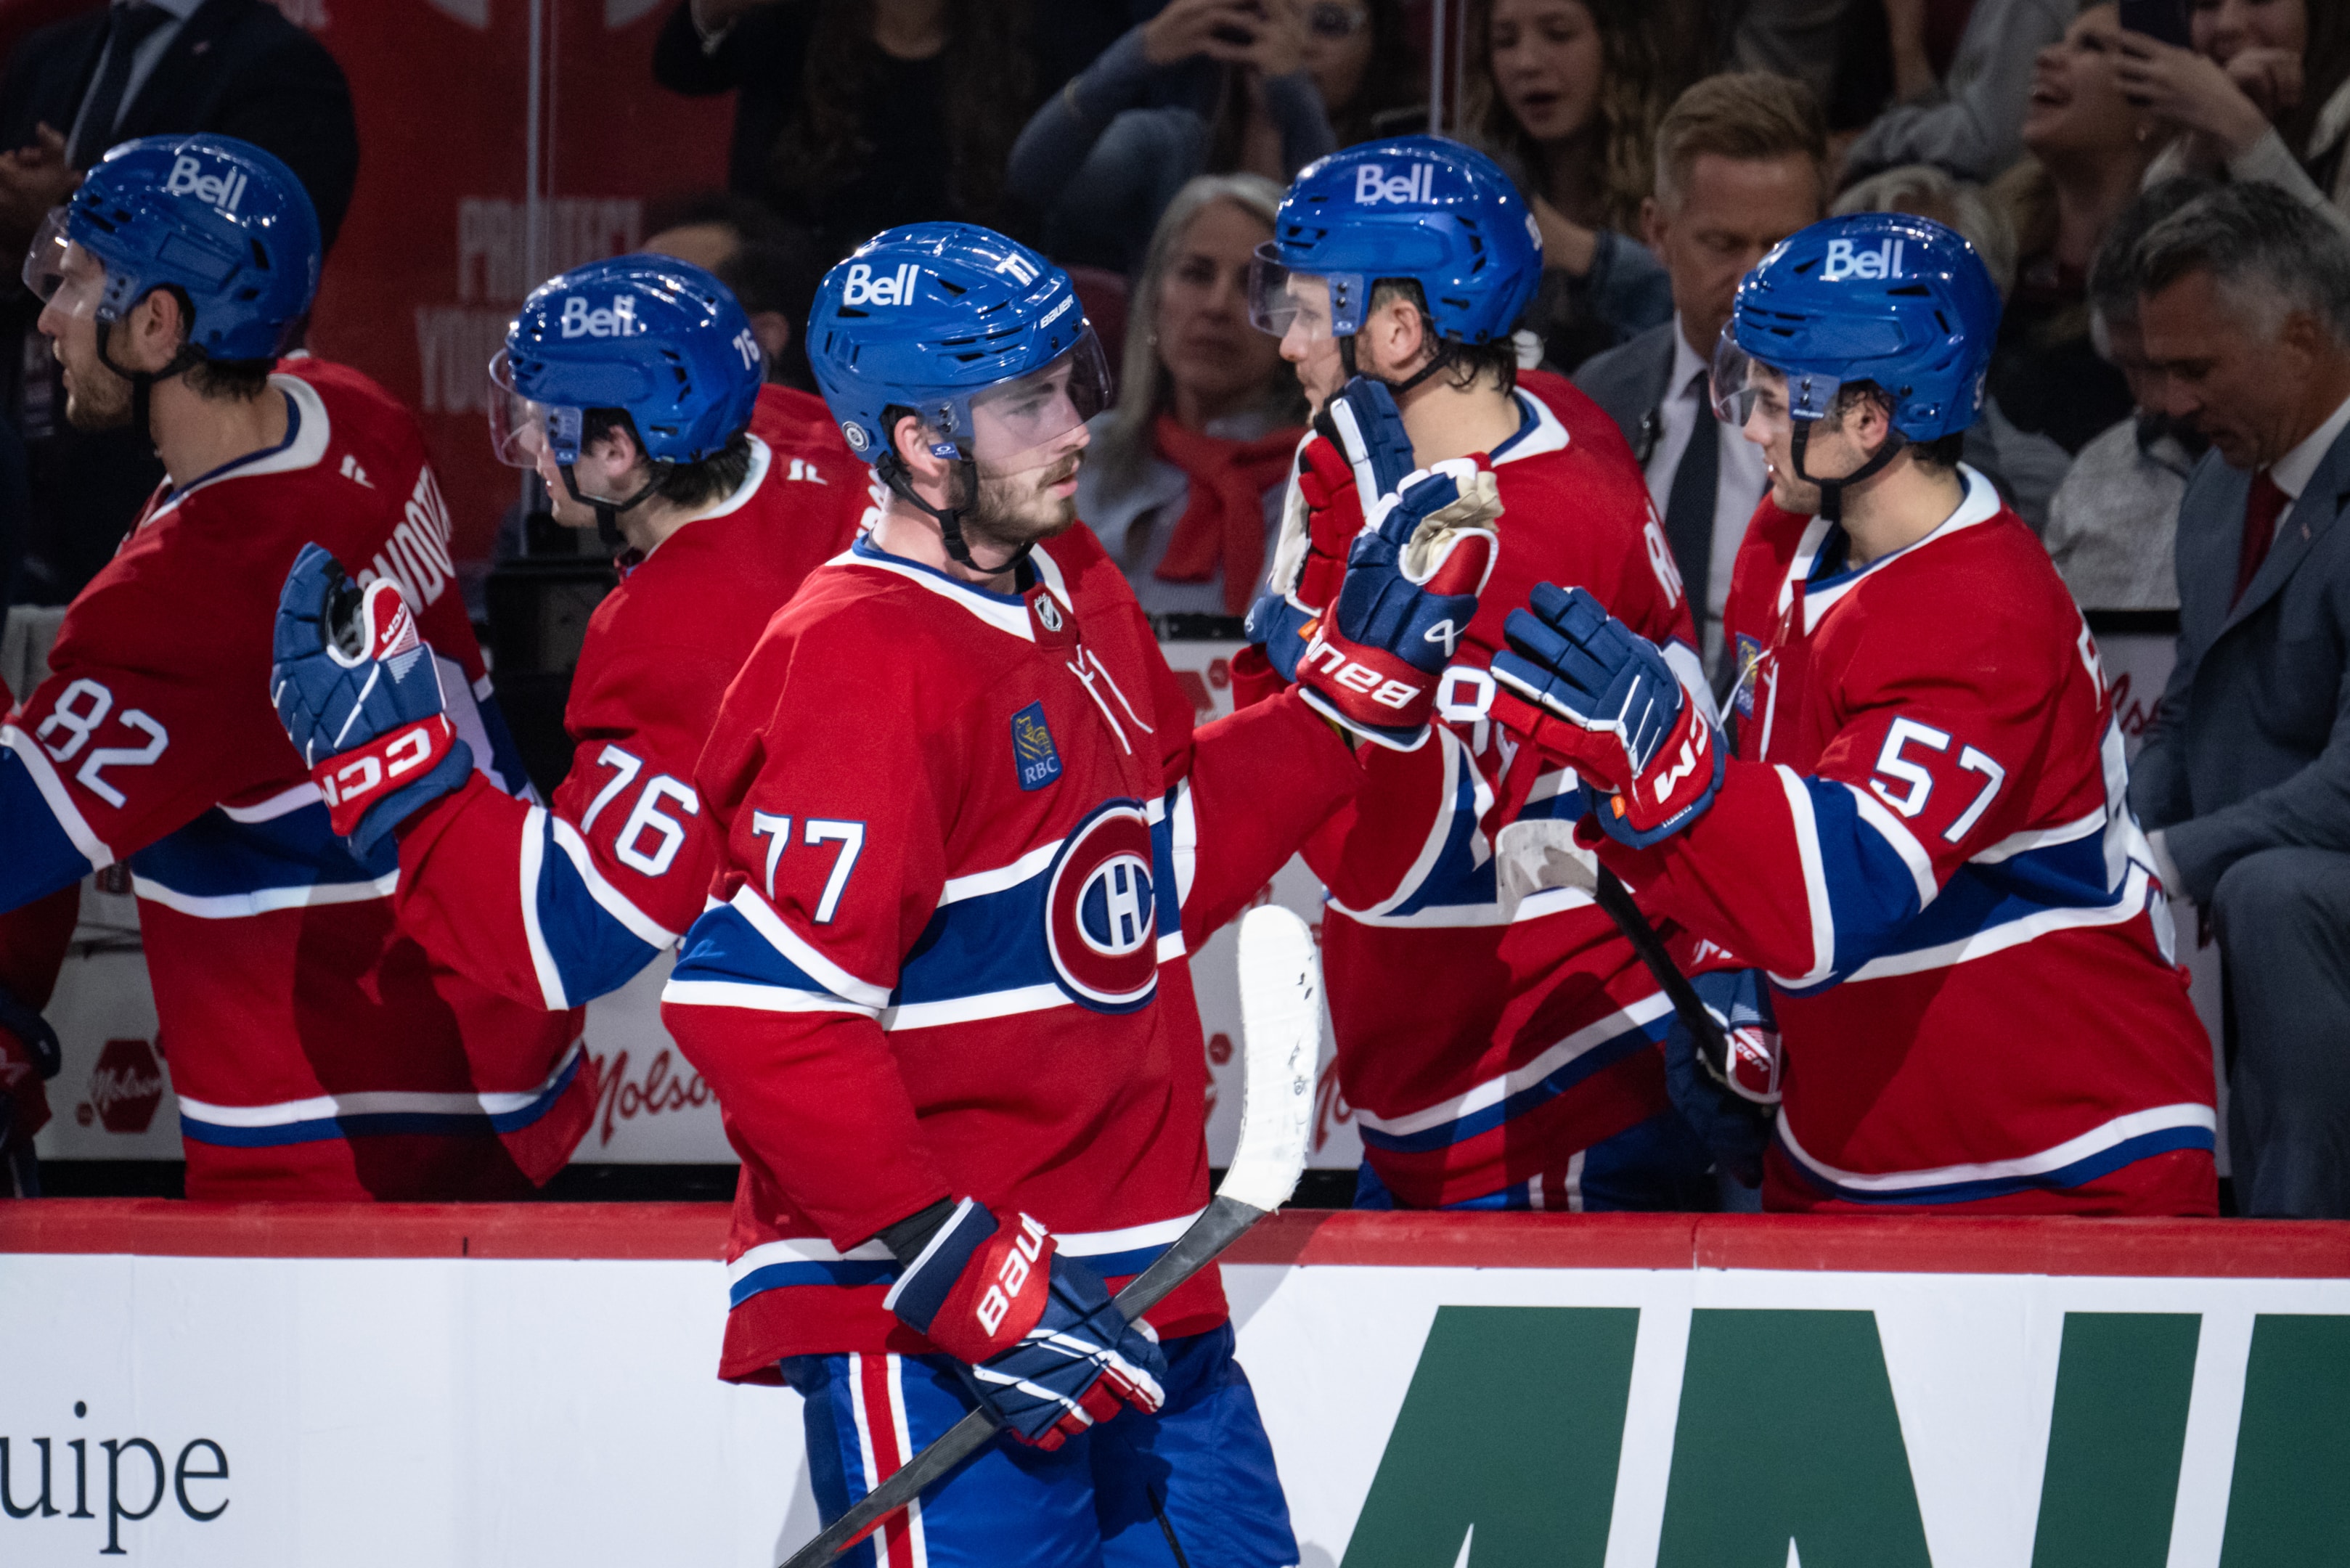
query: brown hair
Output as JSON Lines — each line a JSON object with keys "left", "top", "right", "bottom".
{"left": 1459, "top": 0, "right": 1678, "bottom": 237}
{"left": 767, "top": 0, "right": 1032, "bottom": 240}
{"left": 1651, "top": 72, "right": 1828, "bottom": 212}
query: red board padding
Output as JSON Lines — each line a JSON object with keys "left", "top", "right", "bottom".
{"left": 4, "top": 1203, "right": 2349, "bottom": 1278}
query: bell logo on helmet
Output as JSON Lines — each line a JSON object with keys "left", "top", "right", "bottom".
{"left": 1353, "top": 163, "right": 1435, "bottom": 205}
{"left": 1822, "top": 237, "right": 1906, "bottom": 283}
{"left": 163, "top": 154, "right": 246, "bottom": 216}
{"left": 842, "top": 261, "right": 921, "bottom": 308}
{"left": 559, "top": 294, "right": 639, "bottom": 339}
{"left": 994, "top": 253, "right": 1040, "bottom": 286}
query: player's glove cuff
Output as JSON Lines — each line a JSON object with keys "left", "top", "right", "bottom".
{"left": 883, "top": 1197, "right": 1054, "bottom": 1366}
{"left": 1243, "top": 588, "right": 1320, "bottom": 687}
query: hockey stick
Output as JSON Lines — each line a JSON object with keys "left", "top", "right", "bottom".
{"left": 778, "top": 906, "right": 1323, "bottom": 1568}
{"left": 1588, "top": 866, "right": 1733, "bottom": 1081}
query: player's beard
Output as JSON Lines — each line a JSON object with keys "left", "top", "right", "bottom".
{"left": 960, "top": 449, "right": 1084, "bottom": 559}
{"left": 56, "top": 333, "right": 133, "bottom": 433}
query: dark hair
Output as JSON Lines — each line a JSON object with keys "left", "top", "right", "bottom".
{"left": 2085, "top": 177, "right": 2220, "bottom": 323}
{"left": 2274, "top": 0, "right": 2350, "bottom": 167}
{"left": 2133, "top": 179, "right": 2350, "bottom": 341}
{"left": 767, "top": 1, "right": 1032, "bottom": 244}
{"left": 1460, "top": 0, "right": 1681, "bottom": 235}
{"left": 184, "top": 356, "right": 274, "bottom": 400}
{"left": 644, "top": 190, "right": 827, "bottom": 390}
{"left": 1832, "top": 380, "right": 1962, "bottom": 470}
{"left": 1331, "top": 0, "right": 1425, "bottom": 147}
{"left": 1367, "top": 278, "right": 1520, "bottom": 393}
{"left": 580, "top": 410, "right": 754, "bottom": 512}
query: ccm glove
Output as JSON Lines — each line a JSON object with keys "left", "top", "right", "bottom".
{"left": 273, "top": 542, "right": 473, "bottom": 857}
{"left": 1662, "top": 969, "right": 1782, "bottom": 1189}
{"left": 1247, "top": 377, "right": 1419, "bottom": 682}
{"left": 883, "top": 1198, "right": 1167, "bottom": 1451}
{"left": 1490, "top": 583, "right": 1722, "bottom": 846}
{"left": 1296, "top": 457, "right": 1501, "bottom": 750}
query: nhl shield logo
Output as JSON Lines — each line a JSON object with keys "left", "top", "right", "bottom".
{"left": 1043, "top": 801, "right": 1159, "bottom": 1013}
{"left": 1012, "top": 701, "right": 1062, "bottom": 791}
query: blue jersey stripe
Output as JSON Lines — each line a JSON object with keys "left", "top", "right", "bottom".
{"left": 1778, "top": 1123, "right": 2214, "bottom": 1206}
{"left": 534, "top": 819, "right": 666, "bottom": 1005}
{"left": 725, "top": 1238, "right": 1178, "bottom": 1312}
{"left": 1356, "top": 1013, "right": 1662, "bottom": 1153}
{"left": 0, "top": 748, "right": 94, "bottom": 913}
{"left": 177, "top": 1048, "right": 586, "bottom": 1148}
{"left": 128, "top": 799, "right": 392, "bottom": 900}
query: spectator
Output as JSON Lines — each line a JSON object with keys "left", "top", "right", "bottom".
{"left": 2119, "top": 0, "right": 2349, "bottom": 222}
{"left": 1463, "top": 0, "right": 1680, "bottom": 369}
{"left": 0, "top": 0, "right": 359, "bottom": 607}
{"left": 1975, "top": 2, "right": 2164, "bottom": 527}
{"left": 1005, "top": 0, "right": 1368, "bottom": 274}
{"left": 2043, "top": 178, "right": 2219, "bottom": 611}
{"left": 652, "top": 0, "right": 1038, "bottom": 260}
{"left": 1318, "top": 0, "right": 1427, "bottom": 147}
{"left": 1080, "top": 173, "right": 1305, "bottom": 615}
{"left": 2127, "top": 181, "right": 2350, "bottom": 1217}
{"left": 642, "top": 191, "right": 828, "bottom": 391}
{"left": 1840, "top": 0, "right": 2071, "bottom": 184}
{"left": 1575, "top": 72, "right": 1829, "bottom": 674}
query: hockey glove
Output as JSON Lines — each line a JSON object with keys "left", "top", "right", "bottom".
{"left": 272, "top": 542, "right": 473, "bottom": 858}
{"left": 1295, "top": 457, "right": 1501, "bottom": 751}
{"left": 884, "top": 1199, "right": 1167, "bottom": 1451}
{"left": 1662, "top": 969, "right": 1782, "bottom": 1189}
{"left": 1247, "top": 377, "right": 1419, "bottom": 682}
{"left": 1490, "top": 583, "right": 1723, "bottom": 846}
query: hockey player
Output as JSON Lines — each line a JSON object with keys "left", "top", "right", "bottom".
{"left": 1489, "top": 212, "right": 2220, "bottom": 1215}
{"left": 1, "top": 134, "right": 585, "bottom": 1199}
{"left": 655, "top": 222, "right": 1495, "bottom": 1563}
{"left": 1239, "top": 136, "right": 1718, "bottom": 1212}
{"left": 270, "top": 256, "right": 867, "bottom": 1023}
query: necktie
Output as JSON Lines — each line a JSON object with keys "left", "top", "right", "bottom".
{"left": 2231, "top": 469, "right": 2288, "bottom": 608}
{"left": 1661, "top": 369, "right": 1718, "bottom": 630}
{"left": 68, "top": 4, "right": 171, "bottom": 169}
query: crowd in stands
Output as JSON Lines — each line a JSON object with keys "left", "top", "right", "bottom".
{"left": 1, "top": 0, "right": 2346, "bottom": 1217}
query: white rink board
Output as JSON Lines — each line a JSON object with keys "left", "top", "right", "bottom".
{"left": 1, "top": 1246, "right": 2344, "bottom": 1565}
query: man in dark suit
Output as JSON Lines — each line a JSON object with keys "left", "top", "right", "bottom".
{"left": 0, "top": 0, "right": 356, "bottom": 604}
{"left": 1574, "top": 73, "right": 1826, "bottom": 685}
{"left": 2130, "top": 184, "right": 2350, "bottom": 1219}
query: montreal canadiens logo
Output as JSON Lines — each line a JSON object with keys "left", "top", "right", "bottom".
{"left": 1043, "top": 801, "right": 1159, "bottom": 1013}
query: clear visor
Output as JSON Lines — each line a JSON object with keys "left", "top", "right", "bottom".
{"left": 957, "top": 328, "right": 1111, "bottom": 472}
{"left": 1246, "top": 245, "right": 1363, "bottom": 340}
{"left": 22, "top": 208, "right": 106, "bottom": 321}
{"left": 1710, "top": 327, "right": 1842, "bottom": 428}
{"left": 486, "top": 348, "right": 587, "bottom": 470}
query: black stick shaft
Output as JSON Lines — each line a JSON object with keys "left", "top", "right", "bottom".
{"left": 1591, "top": 866, "right": 1730, "bottom": 1077}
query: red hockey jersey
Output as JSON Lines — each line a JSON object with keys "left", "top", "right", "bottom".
{"left": 391, "top": 385, "right": 870, "bottom": 1010}
{"left": 1303, "top": 386, "right": 1712, "bottom": 1210}
{"left": 1604, "top": 468, "right": 2218, "bottom": 1213}
{"left": 0, "top": 360, "right": 588, "bottom": 1199}
{"left": 660, "top": 524, "right": 1361, "bottom": 1378}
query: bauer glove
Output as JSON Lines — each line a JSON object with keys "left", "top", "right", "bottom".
{"left": 273, "top": 543, "right": 473, "bottom": 858}
{"left": 1246, "top": 377, "right": 1418, "bottom": 683}
{"left": 883, "top": 1198, "right": 1167, "bottom": 1451}
{"left": 1490, "top": 583, "right": 1722, "bottom": 846}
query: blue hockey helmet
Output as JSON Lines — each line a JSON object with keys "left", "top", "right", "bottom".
{"left": 807, "top": 221, "right": 1108, "bottom": 468}
{"left": 23, "top": 133, "right": 320, "bottom": 363}
{"left": 1247, "top": 136, "right": 1543, "bottom": 351}
{"left": 1710, "top": 211, "right": 2002, "bottom": 446}
{"left": 491, "top": 254, "right": 762, "bottom": 473}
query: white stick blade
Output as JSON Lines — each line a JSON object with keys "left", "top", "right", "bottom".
{"left": 1223, "top": 905, "right": 1321, "bottom": 1214}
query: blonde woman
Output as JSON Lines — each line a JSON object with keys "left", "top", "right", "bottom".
{"left": 1079, "top": 173, "right": 1307, "bottom": 616}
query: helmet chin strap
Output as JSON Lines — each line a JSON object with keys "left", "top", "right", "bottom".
{"left": 876, "top": 449, "right": 1036, "bottom": 577}
{"left": 1791, "top": 418, "right": 1908, "bottom": 525}
{"left": 94, "top": 311, "right": 204, "bottom": 449}
{"left": 1338, "top": 332, "right": 1456, "bottom": 401}
{"left": 558, "top": 462, "right": 669, "bottom": 554}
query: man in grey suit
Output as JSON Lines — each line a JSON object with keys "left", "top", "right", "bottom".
{"left": 1575, "top": 73, "right": 1826, "bottom": 684}
{"left": 2131, "top": 184, "right": 2350, "bottom": 1218}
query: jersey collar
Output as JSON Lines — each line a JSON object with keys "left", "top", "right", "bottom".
{"left": 149, "top": 374, "right": 332, "bottom": 520}
{"left": 629, "top": 435, "right": 775, "bottom": 568}
{"left": 838, "top": 531, "right": 1075, "bottom": 642}
{"left": 1490, "top": 386, "right": 1565, "bottom": 466}
{"left": 1794, "top": 463, "right": 2002, "bottom": 632}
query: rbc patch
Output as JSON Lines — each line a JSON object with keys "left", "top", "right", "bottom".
{"left": 1731, "top": 634, "right": 1764, "bottom": 721}
{"left": 1012, "top": 701, "right": 1062, "bottom": 791}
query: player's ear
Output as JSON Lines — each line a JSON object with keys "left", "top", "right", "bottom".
{"left": 891, "top": 412, "right": 948, "bottom": 481}
{"left": 128, "top": 286, "right": 189, "bottom": 374}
